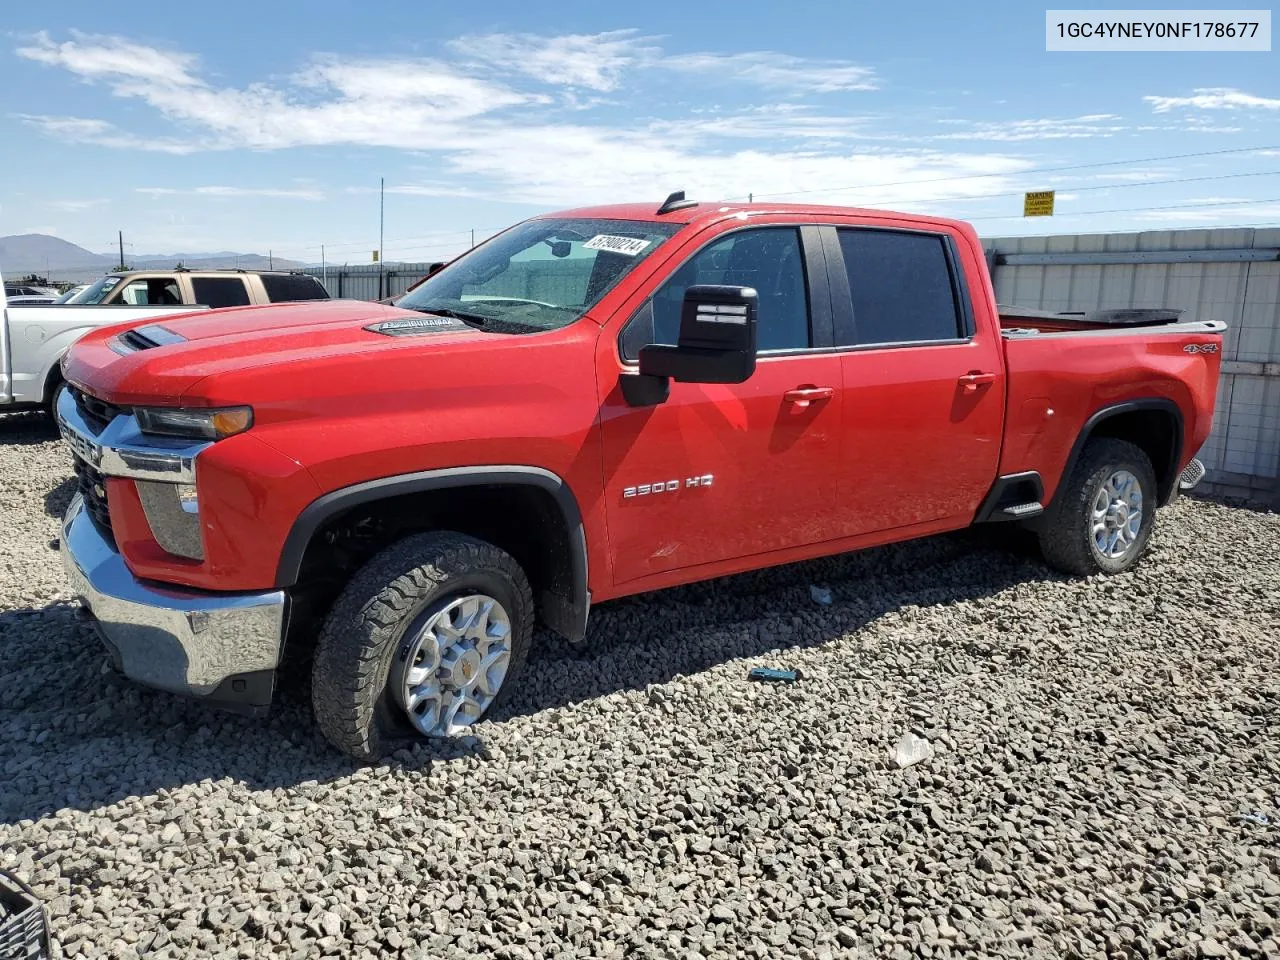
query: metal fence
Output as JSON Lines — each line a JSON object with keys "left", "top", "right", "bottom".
{"left": 984, "top": 227, "right": 1280, "bottom": 504}
{"left": 302, "top": 263, "right": 438, "bottom": 301}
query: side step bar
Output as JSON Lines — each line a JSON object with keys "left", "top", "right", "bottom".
{"left": 975, "top": 471, "right": 1046, "bottom": 524}
{"left": 999, "top": 502, "right": 1044, "bottom": 519}
{"left": 1179, "top": 458, "right": 1207, "bottom": 491}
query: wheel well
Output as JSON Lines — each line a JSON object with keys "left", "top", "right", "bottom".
{"left": 43, "top": 363, "right": 64, "bottom": 405}
{"left": 289, "top": 483, "right": 581, "bottom": 643}
{"left": 1081, "top": 406, "right": 1181, "bottom": 503}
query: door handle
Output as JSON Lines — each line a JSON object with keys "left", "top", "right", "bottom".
{"left": 783, "top": 385, "right": 834, "bottom": 408}
{"left": 959, "top": 371, "right": 997, "bottom": 393}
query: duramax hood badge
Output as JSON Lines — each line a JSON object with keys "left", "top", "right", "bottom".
{"left": 364, "top": 315, "right": 470, "bottom": 337}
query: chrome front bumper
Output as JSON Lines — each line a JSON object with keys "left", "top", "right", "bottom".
{"left": 61, "top": 494, "right": 287, "bottom": 709}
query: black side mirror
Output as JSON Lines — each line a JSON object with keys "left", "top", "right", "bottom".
{"left": 637, "top": 285, "right": 758, "bottom": 386}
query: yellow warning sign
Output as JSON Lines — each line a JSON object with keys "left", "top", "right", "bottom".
{"left": 1024, "top": 191, "right": 1055, "bottom": 217}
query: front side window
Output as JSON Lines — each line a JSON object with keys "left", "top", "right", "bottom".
{"left": 191, "top": 277, "right": 251, "bottom": 308}
{"left": 620, "top": 227, "right": 810, "bottom": 360}
{"left": 118, "top": 277, "right": 182, "bottom": 306}
{"left": 836, "top": 229, "right": 963, "bottom": 346}
{"left": 396, "top": 218, "right": 680, "bottom": 335}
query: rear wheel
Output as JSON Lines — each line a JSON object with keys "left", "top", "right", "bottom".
{"left": 1038, "top": 438, "right": 1157, "bottom": 576}
{"left": 311, "top": 532, "right": 533, "bottom": 759}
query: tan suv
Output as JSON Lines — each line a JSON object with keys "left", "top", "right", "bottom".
{"left": 69, "top": 269, "right": 330, "bottom": 308}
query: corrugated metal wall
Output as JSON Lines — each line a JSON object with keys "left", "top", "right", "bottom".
{"left": 985, "top": 228, "right": 1280, "bottom": 503}
{"left": 301, "top": 263, "right": 437, "bottom": 301}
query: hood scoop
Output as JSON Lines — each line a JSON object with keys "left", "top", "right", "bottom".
{"left": 364, "top": 314, "right": 472, "bottom": 337}
{"left": 116, "top": 324, "right": 188, "bottom": 353}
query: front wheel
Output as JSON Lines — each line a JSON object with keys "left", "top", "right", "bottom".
{"left": 1038, "top": 438, "right": 1157, "bottom": 576}
{"left": 311, "top": 532, "right": 534, "bottom": 759}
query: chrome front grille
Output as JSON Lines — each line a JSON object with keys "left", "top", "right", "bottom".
{"left": 61, "top": 422, "right": 103, "bottom": 467}
{"left": 69, "top": 386, "right": 125, "bottom": 434}
{"left": 73, "top": 457, "right": 114, "bottom": 541}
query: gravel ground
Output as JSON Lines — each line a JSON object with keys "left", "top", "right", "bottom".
{"left": 1, "top": 409, "right": 1278, "bottom": 960}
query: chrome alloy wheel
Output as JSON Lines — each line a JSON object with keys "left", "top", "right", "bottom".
{"left": 390, "top": 594, "right": 512, "bottom": 737}
{"left": 1091, "top": 469, "right": 1144, "bottom": 560}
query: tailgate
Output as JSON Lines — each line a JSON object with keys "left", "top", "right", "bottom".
{"left": 998, "top": 319, "right": 1224, "bottom": 505}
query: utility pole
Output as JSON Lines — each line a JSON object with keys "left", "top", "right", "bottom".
{"left": 321, "top": 244, "right": 326, "bottom": 290}
{"left": 118, "top": 230, "right": 125, "bottom": 271}
{"left": 471, "top": 228, "right": 475, "bottom": 249}
{"left": 269, "top": 249, "right": 273, "bottom": 270}
{"left": 748, "top": 193, "right": 753, "bottom": 203}
{"left": 378, "top": 177, "right": 385, "bottom": 300}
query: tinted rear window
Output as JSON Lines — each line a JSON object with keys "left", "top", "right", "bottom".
{"left": 836, "top": 229, "right": 963, "bottom": 345}
{"left": 261, "top": 274, "right": 330, "bottom": 303}
{"left": 192, "top": 277, "right": 251, "bottom": 308}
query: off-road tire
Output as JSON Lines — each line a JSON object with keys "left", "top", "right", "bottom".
{"left": 1038, "top": 438, "right": 1157, "bottom": 576}
{"left": 311, "top": 532, "right": 534, "bottom": 759}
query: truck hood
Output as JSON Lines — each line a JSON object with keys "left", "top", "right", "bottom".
{"left": 63, "top": 299, "right": 494, "bottom": 405}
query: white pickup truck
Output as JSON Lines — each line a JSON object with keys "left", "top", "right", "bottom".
{"left": 0, "top": 268, "right": 206, "bottom": 414}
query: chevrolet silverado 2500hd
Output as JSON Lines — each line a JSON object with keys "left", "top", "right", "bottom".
{"left": 54, "top": 197, "right": 1223, "bottom": 757}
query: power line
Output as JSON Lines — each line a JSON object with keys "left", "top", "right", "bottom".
{"left": 733, "top": 142, "right": 1280, "bottom": 202}
{"left": 873, "top": 169, "right": 1280, "bottom": 210}
{"left": 968, "top": 195, "right": 1280, "bottom": 222}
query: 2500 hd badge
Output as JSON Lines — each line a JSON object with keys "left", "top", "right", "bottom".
{"left": 623, "top": 474, "right": 714, "bottom": 498}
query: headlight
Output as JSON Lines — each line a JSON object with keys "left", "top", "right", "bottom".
{"left": 135, "top": 406, "right": 253, "bottom": 441}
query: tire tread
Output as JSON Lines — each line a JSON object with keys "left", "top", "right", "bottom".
{"left": 1039, "top": 438, "right": 1156, "bottom": 576}
{"left": 311, "top": 532, "right": 533, "bottom": 759}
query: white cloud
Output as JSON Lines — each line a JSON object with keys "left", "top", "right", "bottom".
{"left": 15, "top": 31, "right": 540, "bottom": 151}
{"left": 932, "top": 114, "right": 1126, "bottom": 142}
{"left": 50, "top": 198, "right": 109, "bottom": 212}
{"left": 1144, "top": 88, "right": 1280, "bottom": 112}
{"left": 447, "top": 31, "right": 876, "bottom": 95}
{"left": 652, "top": 105, "right": 879, "bottom": 141}
{"left": 136, "top": 186, "right": 325, "bottom": 200}
{"left": 663, "top": 51, "right": 877, "bottom": 93}
{"left": 16, "top": 29, "right": 199, "bottom": 87}
{"left": 13, "top": 30, "right": 1031, "bottom": 212}
{"left": 1130, "top": 203, "right": 1280, "bottom": 222}
{"left": 449, "top": 30, "right": 658, "bottom": 91}
{"left": 15, "top": 115, "right": 201, "bottom": 153}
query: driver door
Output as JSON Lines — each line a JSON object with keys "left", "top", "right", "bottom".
{"left": 597, "top": 225, "right": 842, "bottom": 588}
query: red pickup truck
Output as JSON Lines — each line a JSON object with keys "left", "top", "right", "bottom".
{"left": 56, "top": 196, "right": 1224, "bottom": 757}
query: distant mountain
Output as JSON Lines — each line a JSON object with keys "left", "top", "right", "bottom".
{"left": 0, "top": 234, "right": 112, "bottom": 277}
{"left": 0, "top": 233, "right": 304, "bottom": 282}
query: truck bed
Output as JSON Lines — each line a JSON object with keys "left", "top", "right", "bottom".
{"left": 997, "top": 315, "right": 1226, "bottom": 505}
{"left": 999, "top": 304, "right": 1185, "bottom": 334}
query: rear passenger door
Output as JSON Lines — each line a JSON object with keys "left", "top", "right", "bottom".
{"left": 259, "top": 274, "right": 330, "bottom": 303}
{"left": 825, "top": 225, "right": 1005, "bottom": 535}
{"left": 191, "top": 277, "right": 252, "bottom": 309}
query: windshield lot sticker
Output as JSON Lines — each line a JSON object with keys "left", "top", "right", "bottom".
{"left": 583, "top": 235, "right": 651, "bottom": 256}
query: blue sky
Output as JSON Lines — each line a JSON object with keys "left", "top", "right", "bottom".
{"left": 2, "top": 0, "right": 1278, "bottom": 264}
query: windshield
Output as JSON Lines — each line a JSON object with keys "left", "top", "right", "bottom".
{"left": 396, "top": 218, "right": 680, "bottom": 334}
{"left": 72, "top": 275, "right": 124, "bottom": 304}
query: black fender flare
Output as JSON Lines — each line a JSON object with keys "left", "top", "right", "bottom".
{"left": 276, "top": 465, "right": 590, "bottom": 641}
{"left": 1055, "top": 399, "right": 1185, "bottom": 507}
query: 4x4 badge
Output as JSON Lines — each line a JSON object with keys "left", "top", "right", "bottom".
{"left": 623, "top": 474, "right": 713, "bottom": 499}
{"left": 1184, "top": 343, "right": 1219, "bottom": 353}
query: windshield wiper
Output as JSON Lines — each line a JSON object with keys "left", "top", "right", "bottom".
{"left": 409, "top": 306, "right": 492, "bottom": 328}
